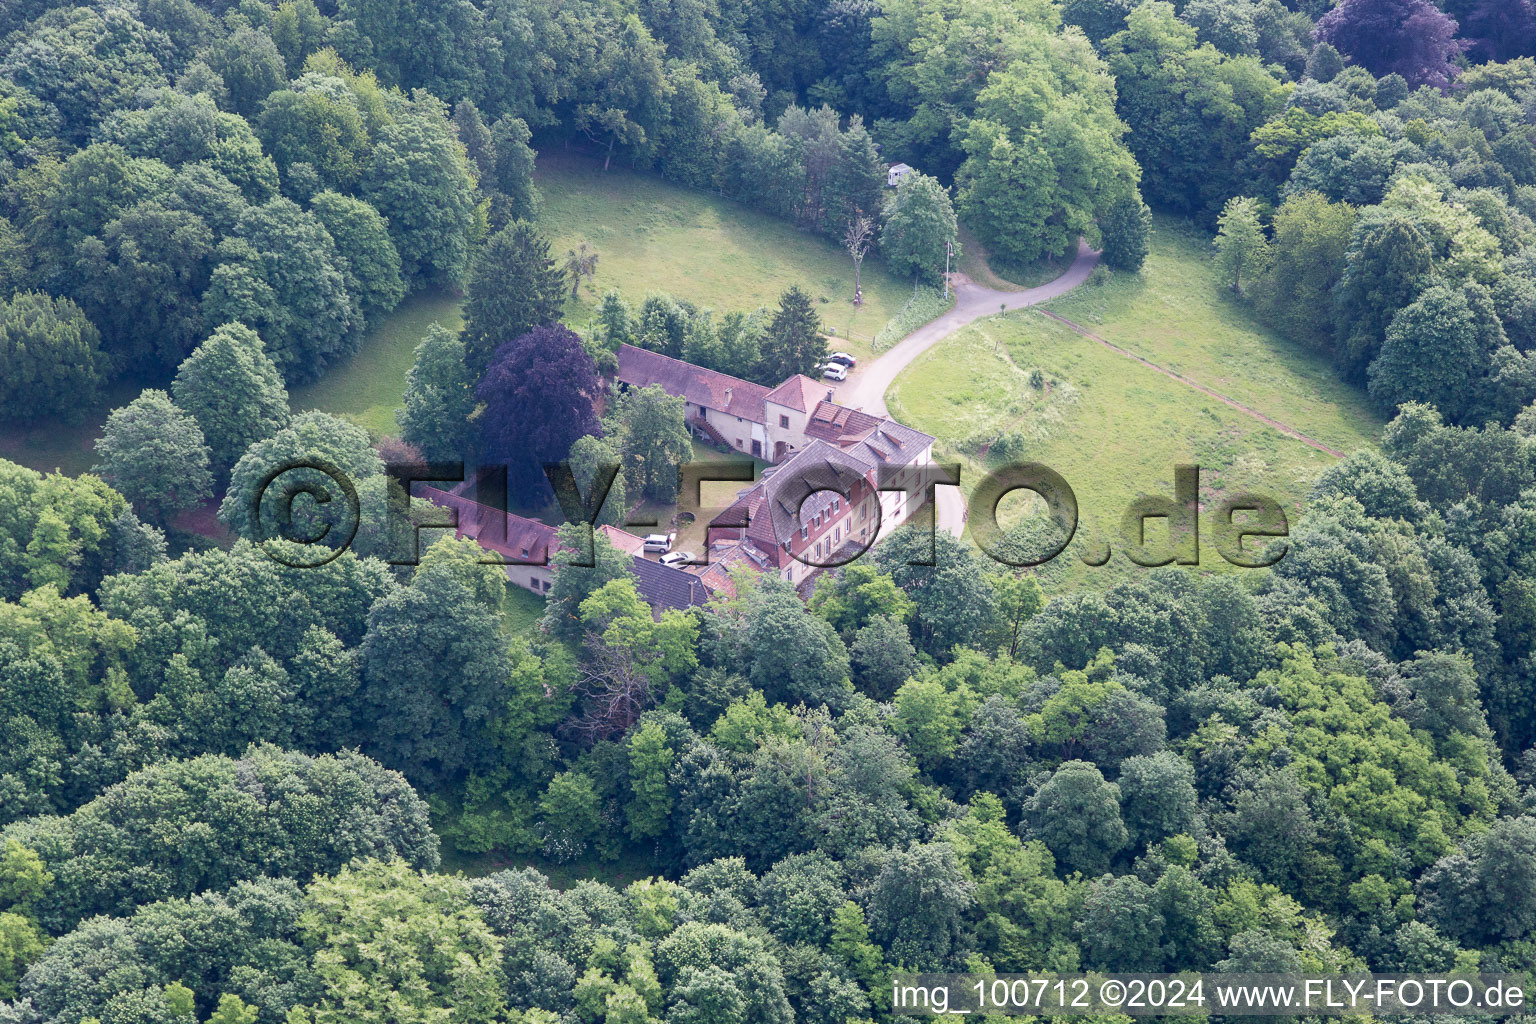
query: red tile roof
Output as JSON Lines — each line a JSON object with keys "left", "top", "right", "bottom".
{"left": 804, "top": 400, "right": 882, "bottom": 444}
{"left": 617, "top": 344, "right": 768, "bottom": 422}
{"left": 765, "top": 374, "right": 829, "bottom": 414}
{"left": 694, "top": 546, "right": 747, "bottom": 599}
{"left": 598, "top": 524, "right": 646, "bottom": 556}
{"left": 419, "top": 487, "right": 557, "bottom": 564}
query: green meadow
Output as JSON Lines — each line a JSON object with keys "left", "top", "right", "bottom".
{"left": 888, "top": 217, "right": 1383, "bottom": 591}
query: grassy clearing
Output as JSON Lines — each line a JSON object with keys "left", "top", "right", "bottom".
{"left": 0, "top": 292, "right": 464, "bottom": 477}
{"left": 292, "top": 155, "right": 934, "bottom": 441}
{"left": 888, "top": 219, "right": 1382, "bottom": 592}
{"left": 2, "top": 157, "right": 938, "bottom": 481}
{"left": 0, "top": 376, "right": 151, "bottom": 477}
{"left": 537, "top": 154, "right": 913, "bottom": 362}
{"left": 1039, "top": 216, "right": 1380, "bottom": 452}
{"left": 290, "top": 291, "right": 464, "bottom": 437}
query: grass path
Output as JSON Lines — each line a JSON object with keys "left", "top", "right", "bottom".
{"left": 1038, "top": 217, "right": 1378, "bottom": 453}
{"left": 886, "top": 216, "right": 1381, "bottom": 591}
{"left": 1036, "top": 309, "right": 1345, "bottom": 458}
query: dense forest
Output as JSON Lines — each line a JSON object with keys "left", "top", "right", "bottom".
{"left": 3, "top": 0, "right": 1536, "bottom": 1021}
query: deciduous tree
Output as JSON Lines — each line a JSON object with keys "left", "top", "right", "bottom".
{"left": 1099, "top": 187, "right": 1151, "bottom": 272}
{"left": 1334, "top": 217, "right": 1434, "bottom": 380}
{"left": 1367, "top": 282, "right": 1499, "bottom": 421}
{"left": 879, "top": 171, "right": 958, "bottom": 284}
{"left": 93, "top": 389, "right": 212, "bottom": 525}
{"left": 360, "top": 94, "right": 477, "bottom": 289}
{"left": 397, "top": 324, "right": 476, "bottom": 461}
{"left": 1024, "top": 759, "right": 1127, "bottom": 875}
{"left": 863, "top": 842, "right": 974, "bottom": 968}
{"left": 308, "top": 191, "right": 406, "bottom": 332}
{"left": 299, "top": 858, "right": 506, "bottom": 1024}
{"left": 257, "top": 77, "right": 372, "bottom": 193}
{"left": 0, "top": 292, "right": 105, "bottom": 422}
{"left": 1213, "top": 196, "right": 1269, "bottom": 295}
{"left": 1117, "top": 751, "right": 1199, "bottom": 848}
{"left": 1259, "top": 192, "right": 1356, "bottom": 350}
{"left": 358, "top": 559, "right": 515, "bottom": 788}
{"left": 610, "top": 384, "right": 692, "bottom": 503}
{"left": 172, "top": 323, "right": 290, "bottom": 477}
{"left": 1315, "top": 0, "right": 1465, "bottom": 88}
{"left": 218, "top": 410, "right": 383, "bottom": 546}
{"left": 201, "top": 197, "right": 357, "bottom": 384}
{"left": 476, "top": 324, "right": 603, "bottom": 502}
{"left": 542, "top": 524, "right": 635, "bottom": 643}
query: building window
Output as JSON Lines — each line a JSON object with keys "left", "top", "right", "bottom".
{"left": 735, "top": 438, "right": 742, "bottom": 448}
{"left": 801, "top": 525, "right": 808, "bottom": 539}
{"left": 780, "top": 414, "right": 789, "bottom": 428}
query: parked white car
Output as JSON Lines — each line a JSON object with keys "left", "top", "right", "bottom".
{"left": 827, "top": 351, "right": 857, "bottom": 367}
{"left": 821, "top": 362, "right": 848, "bottom": 381}
{"left": 659, "top": 550, "right": 695, "bottom": 567}
{"left": 642, "top": 532, "right": 676, "bottom": 553}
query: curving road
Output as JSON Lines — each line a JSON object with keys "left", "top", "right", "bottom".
{"left": 837, "top": 238, "right": 1101, "bottom": 536}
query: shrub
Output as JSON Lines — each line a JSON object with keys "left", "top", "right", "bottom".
{"left": 874, "top": 285, "right": 953, "bottom": 352}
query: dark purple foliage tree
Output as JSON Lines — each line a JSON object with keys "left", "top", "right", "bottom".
{"left": 476, "top": 323, "right": 603, "bottom": 502}
{"left": 1315, "top": 0, "right": 1465, "bottom": 88}
{"left": 1447, "top": 0, "right": 1536, "bottom": 62}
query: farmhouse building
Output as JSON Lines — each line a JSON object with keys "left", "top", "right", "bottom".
{"left": 616, "top": 344, "right": 827, "bottom": 462}
{"left": 438, "top": 345, "right": 936, "bottom": 609}
{"left": 418, "top": 487, "right": 736, "bottom": 607}
{"left": 420, "top": 485, "right": 557, "bottom": 596}
{"left": 707, "top": 418, "right": 934, "bottom": 588}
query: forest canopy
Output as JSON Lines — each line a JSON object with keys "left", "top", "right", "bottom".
{"left": 1, "top": 0, "right": 1536, "bottom": 1021}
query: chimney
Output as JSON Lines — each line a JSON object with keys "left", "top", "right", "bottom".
{"left": 725, "top": 386, "right": 733, "bottom": 405}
